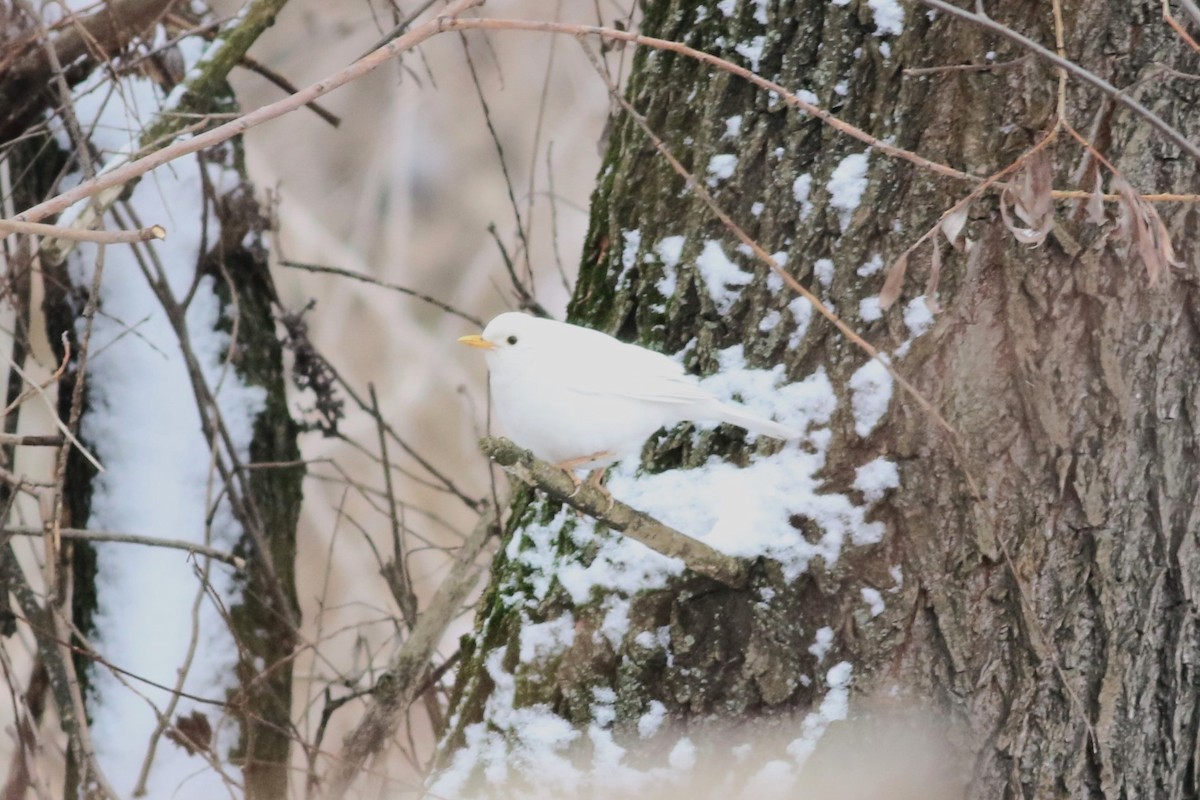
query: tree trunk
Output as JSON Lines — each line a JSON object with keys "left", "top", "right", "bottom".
{"left": 436, "top": 1, "right": 1200, "bottom": 797}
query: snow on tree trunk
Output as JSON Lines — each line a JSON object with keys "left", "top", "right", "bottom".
{"left": 435, "top": 1, "right": 1200, "bottom": 797}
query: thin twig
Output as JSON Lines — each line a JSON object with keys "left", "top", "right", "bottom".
{"left": 914, "top": 0, "right": 1200, "bottom": 164}
{"left": 324, "top": 506, "right": 496, "bottom": 796}
{"left": 280, "top": 260, "right": 482, "bottom": 326}
{"left": 459, "top": 31, "right": 536, "bottom": 294}
{"left": 238, "top": 54, "right": 342, "bottom": 128}
{"left": 0, "top": 434, "right": 63, "bottom": 447}
{"left": 0, "top": 218, "right": 164, "bottom": 243}
{"left": 368, "top": 383, "right": 418, "bottom": 626}
{"left": 0, "top": 338, "right": 103, "bottom": 473}
{"left": 3, "top": 528, "right": 244, "bottom": 568}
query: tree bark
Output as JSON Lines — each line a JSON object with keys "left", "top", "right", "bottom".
{"left": 437, "top": 1, "right": 1200, "bottom": 797}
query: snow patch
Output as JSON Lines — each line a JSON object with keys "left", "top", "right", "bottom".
{"left": 695, "top": 240, "right": 754, "bottom": 314}
{"left": 827, "top": 152, "right": 870, "bottom": 231}
{"left": 868, "top": 0, "right": 906, "bottom": 36}
{"left": 848, "top": 356, "right": 893, "bottom": 438}
{"left": 813, "top": 258, "right": 835, "bottom": 288}
{"left": 853, "top": 458, "right": 899, "bottom": 503}
{"left": 861, "top": 587, "right": 886, "bottom": 617}
{"left": 735, "top": 35, "right": 767, "bottom": 72}
{"left": 707, "top": 153, "right": 738, "bottom": 186}
{"left": 792, "top": 173, "right": 814, "bottom": 220}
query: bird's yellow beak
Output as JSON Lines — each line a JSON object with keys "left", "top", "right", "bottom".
{"left": 457, "top": 334, "right": 496, "bottom": 350}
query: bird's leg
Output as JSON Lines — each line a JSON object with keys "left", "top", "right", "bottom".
{"left": 553, "top": 452, "right": 616, "bottom": 511}
{"left": 554, "top": 451, "right": 614, "bottom": 472}
{"left": 586, "top": 468, "right": 616, "bottom": 513}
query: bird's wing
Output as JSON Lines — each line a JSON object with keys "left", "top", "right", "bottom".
{"left": 551, "top": 329, "right": 714, "bottom": 405}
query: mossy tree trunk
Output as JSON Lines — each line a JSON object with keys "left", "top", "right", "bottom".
{"left": 438, "top": 1, "right": 1200, "bottom": 796}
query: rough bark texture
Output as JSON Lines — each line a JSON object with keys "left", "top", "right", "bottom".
{"left": 440, "top": 0, "right": 1200, "bottom": 796}
{"left": 201, "top": 142, "right": 303, "bottom": 800}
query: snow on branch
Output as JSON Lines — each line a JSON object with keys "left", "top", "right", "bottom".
{"left": 480, "top": 436, "right": 750, "bottom": 589}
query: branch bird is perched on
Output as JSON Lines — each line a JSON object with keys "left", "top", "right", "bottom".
{"left": 459, "top": 313, "right": 800, "bottom": 484}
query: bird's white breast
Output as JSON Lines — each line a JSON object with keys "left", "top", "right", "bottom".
{"left": 488, "top": 358, "right": 675, "bottom": 467}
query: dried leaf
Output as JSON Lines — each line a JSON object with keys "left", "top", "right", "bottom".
{"left": 166, "top": 710, "right": 213, "bottom": 757}
{"left": 941, "top": 205, "right": 970, "bottom": 250}
{"left": 926, "top": 240, "right": 943, "bottom": 300}
{"left": 1000, "top": 185, "right": 1052, "bottom": 246}
{"left": 1000, "top": 150, "right": 1056, "bottom": 247}
{"left": 1112, "top": 175, "right": 1182, "bottom": 284}
{"left": 1023, "top": 149, "right": 1055, "bottom": 227}
{"left": 879, "top": 251, "right": 909, "bottom": 310}
{"left": 1086, "top": 175, "right": 1107, "bottom": 225}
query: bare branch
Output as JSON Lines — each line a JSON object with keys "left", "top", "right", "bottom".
{"left": 481, "top": 437, "right": 749, "bottom": 589}
{"left": 0, "top": 218, "right": 165, "bottom": 243}
{"left": 324, "top": 506, "right": 496, "bottom": 796}
{"left": 280, "top": 260, "right": 482, "bottom": 326}
{"left": 3, "top": 528, "right": 245, "bottom": 569}
{"left": 10, "top": 0, "right": 487, "bottom": 226}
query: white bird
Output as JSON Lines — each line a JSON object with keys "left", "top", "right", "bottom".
{"left": 458, "top": 313, "right": 800, "bottom": 475}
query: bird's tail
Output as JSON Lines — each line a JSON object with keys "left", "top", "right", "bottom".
{"left": 703, "top": 401, "right": 802, "bottom": 441}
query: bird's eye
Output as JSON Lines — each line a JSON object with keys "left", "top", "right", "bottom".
{"left": 507, "top": 335, "right": 518, "bottom": 345}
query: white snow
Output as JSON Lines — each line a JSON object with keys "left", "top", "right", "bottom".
{"left": 903, "top": 295, "right": 935, "bottom": 338}
{"left": 751, "top": 201, "right": 765, "bottom": 216}
{"left": 784, "top": 662, "right": 853, "bottom": 770}
{"left": 859, "top": 296, "right": 883, "bottom": 322}
{"left": 655, "top": 235, "right": 686, "bottom": 299}
{"left": 433, "top": 300, "right": 910, "bottom": 793}
{"left": 857, "top": 253, "right": 884, "bottom": 277}
{"left": 827, "top": 152, "right": 870, "bottom": 231}
{"left": 813, "top": 258, "right": 835, "bottom": 288}
{"left": 759, "top": 310, "right": 782, "bottom": 332}
{"left": 656, "top": 235, "right": 686, "bottom": 268}
{"left": 519, "top": 613, "right": 576, "bottom": 663}
{"left": 695, "top": 240, "right": 754, "bottom": 314}
{"left": 791, "top": 173, "right": 813, "bottom": 221}
{"left": 638, "top": 700, "right": 668, "bottom": 738}
{"left": 808, "top": 626, "right": 834, "bottom": 661}
{"left": 735, "top": 36, "right": 767, "bottom": 72}
{"left": 717, "top": 0, "right": 737, "bottom": 15}
{"left": 861, "top": 587, "right": 886, "bottom": 617}
{"left": 848, "top": 356, "right": 893, "bottom": 438}
{"left": 853, "top": 458, "right": 900, "bottom": 503}
{"left": 724, "top": 115, "right": 743, "bottom": 139}
{"left": 788, "top": 296, "right": 813, "bottom": 348}
{"left": 868, "top": 0, "right": 906, "bottom": 36}
{"left": 620, "top": 229, "right": 642, "bottom": 283}
{"left": 707, "top": 153, "right": 738, "bottom": 186}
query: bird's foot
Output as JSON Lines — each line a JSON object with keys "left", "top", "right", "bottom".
{"left": 586, "top": 468, "right": 616, "bottom": 514}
